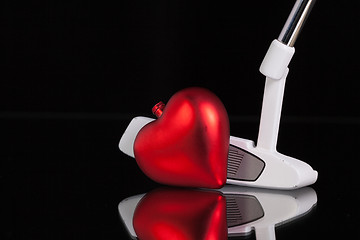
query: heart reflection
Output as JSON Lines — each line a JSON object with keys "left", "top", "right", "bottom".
{"left": 133, "top": 188, "right": 227, "bottom": 240}
{"left": 119, "top": 187, "right": 317, "bottom": 240}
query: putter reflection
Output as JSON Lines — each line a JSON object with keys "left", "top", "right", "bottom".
{"left": 222, "top": 186, "right": 317, "bottom": 239}
{"left": 118, "top": 186, "right": 317, "bottom": 240}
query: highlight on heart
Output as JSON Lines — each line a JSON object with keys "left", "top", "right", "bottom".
{"left": 133, "top": 87, "right": 230, "bottom": 189}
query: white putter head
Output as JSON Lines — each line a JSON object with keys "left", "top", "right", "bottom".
{"left": 119, "top": 116, "right": 154, "bottom": 158}
{"left": 119, "top": 0, "right": 318, "bottom": 190}
{"left": 118, "top": 186, "right": 317, "bottom": 240}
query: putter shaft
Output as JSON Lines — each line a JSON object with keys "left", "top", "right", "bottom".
{"left": 278, "top": 0, "right": 316, "bottom": 47}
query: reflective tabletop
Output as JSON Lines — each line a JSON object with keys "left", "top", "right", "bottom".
{"left": 2, "top": 115, "right": 358, "bottom": 239}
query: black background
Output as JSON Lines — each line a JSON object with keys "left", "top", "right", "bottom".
{"left": 2, "top": 0, "right": 359, "bottom": 117}
{"left": 2, "top": 0, "right": 360, "bottom": 239}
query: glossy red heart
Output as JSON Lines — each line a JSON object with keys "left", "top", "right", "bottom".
{"left": 134, "top": 87, "right": 229, "bottom": 188}
{"left": 133, "top": 188, "right": 228, "bottom": 240}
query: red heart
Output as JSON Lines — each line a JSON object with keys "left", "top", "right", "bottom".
{"left": 133, "top": 188, "right": 228, "bottom": 240}
{"left": 134, "top": 87, "right": 229, "bottom": 188}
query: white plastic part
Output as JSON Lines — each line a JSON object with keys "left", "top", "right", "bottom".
{"left": 259, "top": 39, "right": 295, "bottom": 80}
{"left": 118, "top": 116, "right": 154, "bottom": 158}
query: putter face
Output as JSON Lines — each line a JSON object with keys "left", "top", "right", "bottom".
{"left": 227, "top": 144, "right": 265, "bottom": 182}
{"left": 118, "top": 187, "right": 317, "bottom": 239}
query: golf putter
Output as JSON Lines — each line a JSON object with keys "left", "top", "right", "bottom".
{"left": 118, "top": 186, "right": 317, "bottom": 240}
{"left": 119, "top": 0, "right": 318, "bottom": 189}
{"left": 227, "top": 0, "right": 318, "bottom": 189}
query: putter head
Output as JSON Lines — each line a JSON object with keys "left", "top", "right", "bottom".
{"left": 227, "top": 136, "right": 318, "bottom": 189}
{"left": 119, "top": 117, "right": 317, "bottom": 190}
{"left": 119, "top": 117, "right": 154, "bottom": 158}
{"left": 118, "top": 187, "right": 317, "bottom": 239}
